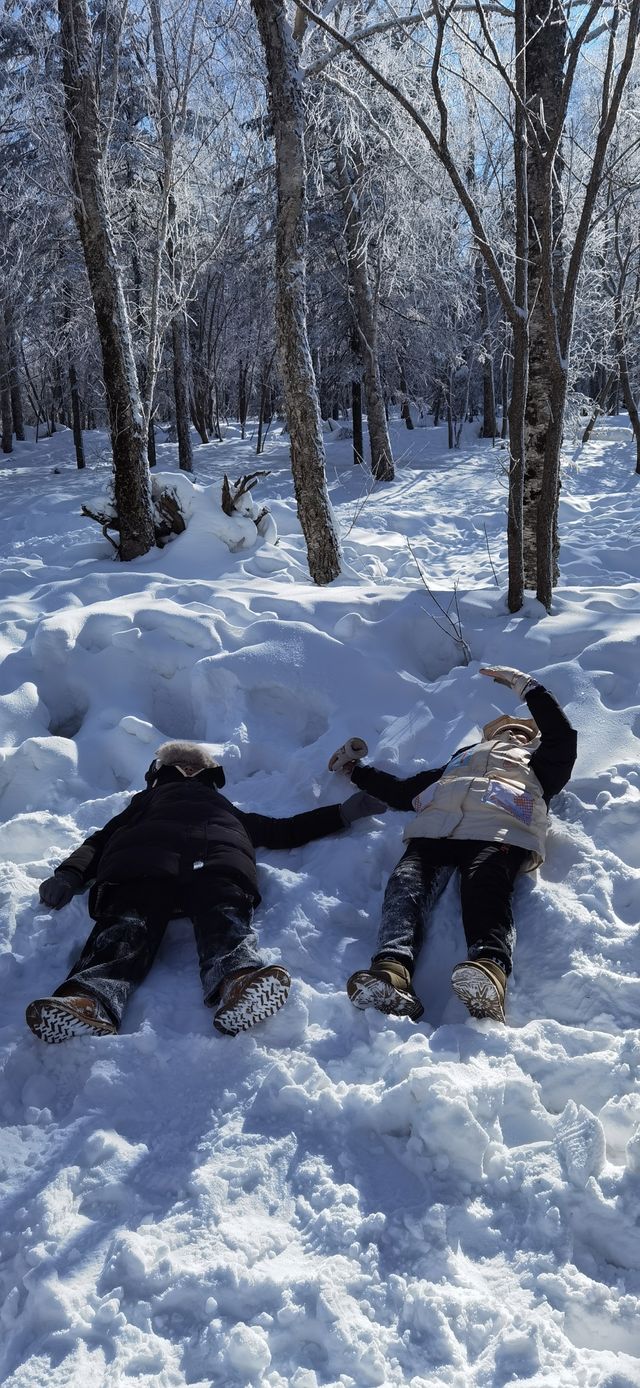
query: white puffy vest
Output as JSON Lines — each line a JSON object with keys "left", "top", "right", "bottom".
{"left": 404, "top": 737, "right": 548, "bottom": 869}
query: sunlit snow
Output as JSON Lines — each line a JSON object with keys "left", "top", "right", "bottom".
{"left": 1, "top": 417, "right": 639, "bottom": 1388}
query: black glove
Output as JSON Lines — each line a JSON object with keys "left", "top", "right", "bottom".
{"left": 39, "top": 870, "right": 82, "bottom": 909}
{"left": 340, "top": 791, "right": 387, "bottom": 826}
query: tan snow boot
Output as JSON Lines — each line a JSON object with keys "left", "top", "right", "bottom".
{"left": 347, "top": 959, "right": 424, "bottom": 1021}
{"left": 451, "top": 959, "right": 507, "bottom": 1023}
{"left": 26, "top": 993, "right": 118, "bottom": 1043}
{"left": 213, "top": 965, "right": 292, "bottom": 1036}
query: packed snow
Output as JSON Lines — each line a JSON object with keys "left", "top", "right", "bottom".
{"left": 1, "top": 416, "right": 639, "bottom": 1388}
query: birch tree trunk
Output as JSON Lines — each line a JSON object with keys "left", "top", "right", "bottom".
{"left": 149, "top": 0, "right": 193, "bottom": 473}
{"left": 534, "top": 0, "right": 640, "bottom": 607}
{"left": 251, "top": 0, "right": 341, "bottom": 583}
{"left": 506, "top": 0, "right": 529, "bottom": 612}
{"left": 335, "top": 145, "right": 394, "bottom": 481}
{"left": 57, "top": 0, "right": 154, "bottom": 559}
{"left": 522, "top": 0, "right": 566, "bottom": 587}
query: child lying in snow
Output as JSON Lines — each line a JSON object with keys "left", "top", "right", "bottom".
{"left": 26, "top": 741, "right": 385, "bottom": 1042}
{"left": 329, "top": 667, "right": 577, "bottom": 1024}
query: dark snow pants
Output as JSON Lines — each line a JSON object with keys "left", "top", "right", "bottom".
{"left": 373, "top": 838, "right": 529, "bottom": 977}
{"left": 55, "top": 874, "right": 261, "bottom": 1027}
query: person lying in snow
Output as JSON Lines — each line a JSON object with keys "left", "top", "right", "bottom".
{"left": 26, "top": 741, "right": 385, "bottom": 1043}
{"left": 328, "top": 667, "right": 577, "bottom": 1024}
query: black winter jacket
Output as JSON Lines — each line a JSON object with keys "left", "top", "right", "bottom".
{"left": 351, "top": 684, "right": 577, "bottom": 813}
{"left": 55, "top": 764, "right": 347, "bottom": 913}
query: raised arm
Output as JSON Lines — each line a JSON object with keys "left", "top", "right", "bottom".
{"left": 480, "top": 667, "right": 577, "bottom": 802}
{"left": 526, "top": 684, "right": 578, "bottom": 801}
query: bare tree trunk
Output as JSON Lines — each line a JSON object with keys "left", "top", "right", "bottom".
{"left": 0, "top": 311, "right": 13, "bottom": 453}
{"left": 535, "top": 1, "right": 640, "bottom": 607}
{"left": 477, "top": 267, "right": 496, "bottom": 439}
{"left": 501, "top": 326, "right": 510, "bottom": 439}
{"left": 523, "top": 0, "right": 567, "bottom": 588}
{"left": 5, "top": 305, "right": 25, "bottom": 440}
{"left": 352, "top": 377, "right": 364, "bottom": 464}
{"left": 335, "top": 145, "right": 394, "bottom": 481}
{"left": 506, "top": 0, "right": 529, "bottom": 613}
{"left": 149, "top": 0, "right": 193, "bottom": 474}
{"left": 172, "top": 309, "right": 193, "bottom": 470}
{"left": 432, "top": 385, "right": 442, "bottom": 427}
{"left": 238, "top": 357, "right": 249, "bottom": 438}
{"left": 69, "top": 361, "right": 85, "bottom": 468}
{"left": 57, "top": 0, "right": 154, "bottom": 559}
{"left": 614, "top": 297, "right": 640, "bottom": 473}
{"left": 581, "top": 368, "right": 617, "bottom": 445}
{"left": 251, "top": 0, "right": 340, "bottom": 583}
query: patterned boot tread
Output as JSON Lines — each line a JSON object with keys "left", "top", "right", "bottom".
{"left": 213, "top": 965, "right": 291, "bottom": 1036}
{"left": 451, "top": 964, "right": 506, "bottom": 1023}
{"left": 26, "top": 996, "right": 118, "bottom": 1043}
{"left": 347, "top": 970, "right": 424, "bottom": 1021}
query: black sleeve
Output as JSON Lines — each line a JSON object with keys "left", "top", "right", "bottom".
{"left": 527, "top": 684, "right": 578, "bottom": 802}
{"left": 351, "top": 761, "right": 446, "bottom": 811}
{"left": 239, "top": 803, "right": 347, "bottom": 851}
{"left": 55, "top": 791, "right": 149, "bottom": 886}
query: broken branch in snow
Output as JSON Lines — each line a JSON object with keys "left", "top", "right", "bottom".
{"left": 221, "top": 470, "right": 271, "bottom": 516}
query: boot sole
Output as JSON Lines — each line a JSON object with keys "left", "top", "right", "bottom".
{"left": 451, "top": 965, "right": 505, "bottom": 1023}
{"left": 347, "top": 972, "right": 424, "bottom": 1021}
{"left": 26, "top": 998, "right": 118, "bottom": 1043}
{"left": 213, "top": 968, "right": 291, "bottom": 1036}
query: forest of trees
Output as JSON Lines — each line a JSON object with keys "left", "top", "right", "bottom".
{"left": 1, "top": 0, "right": 639, "bottom": 605}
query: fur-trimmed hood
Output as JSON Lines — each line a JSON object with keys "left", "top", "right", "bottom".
{"left": 145, "top": 741, "right": 225, "bottom": 788}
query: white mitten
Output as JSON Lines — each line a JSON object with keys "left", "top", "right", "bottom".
{"left": 480, "top": 666, "right": 538, "bottom": 700}
{"left": 328, "top": 737, "right": 369, "bottom": 774}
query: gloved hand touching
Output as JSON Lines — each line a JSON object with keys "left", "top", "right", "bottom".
{"left": 328, "top": 737, "right": 369, "bottom": 775}
{"left": 39, "top": 870, "right": 82, "bottom": 910}
{"left": 480, "top": 666, "right": 538, "bottom": 700}
{"left": 340, "top": 791, "right": 387, "bottom": 826}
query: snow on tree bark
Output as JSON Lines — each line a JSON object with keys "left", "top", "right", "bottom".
{"left": 251, "top": 0, "right": 341, "bottom": 584}
{"left": 57, "top": 0, "right": 155, "bottom": 560}
{"left": 149, "top": 0, "right": 193, "bottom": 474}
{"left": 523, "top": 0, "right": 567, "bottom": 589}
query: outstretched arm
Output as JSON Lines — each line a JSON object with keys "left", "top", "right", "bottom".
{"left": 241, "top": 791, "right": 386, "bottom": 850}
{"left": 327, "top": 736, "right": 446, "bottom": 811}
{"left": 350, "top": 761, "right": 447, "bottom": 811}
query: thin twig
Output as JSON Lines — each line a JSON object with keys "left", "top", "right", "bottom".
{"left": 483, "top": 524, "right": 500, "bottom": 587}
{"left": 406, "top": 540, "right": 471, "bottom": 663}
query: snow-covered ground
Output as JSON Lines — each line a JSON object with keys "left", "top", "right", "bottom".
{"left": 1, "top": 415, "right": 639, "bottom": 1388}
